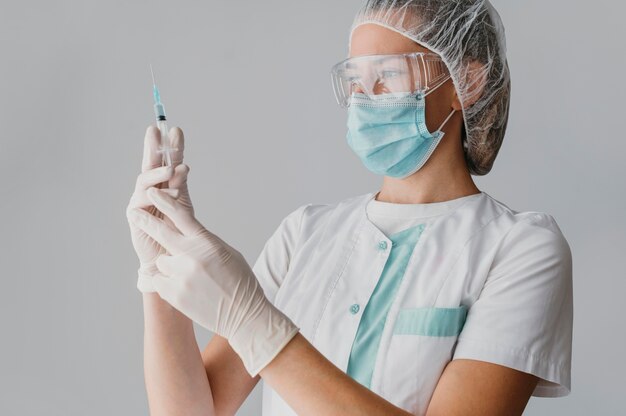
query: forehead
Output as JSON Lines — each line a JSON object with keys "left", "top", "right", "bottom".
{"left": 349, "top": 23, "right": 432, "bottom": 57}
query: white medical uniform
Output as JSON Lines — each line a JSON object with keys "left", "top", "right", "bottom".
{"left": 252, "top": 190, "right": 573, "bottom": 415}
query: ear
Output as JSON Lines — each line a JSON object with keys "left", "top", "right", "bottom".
{"left": 451, "top": 60, "right": 488, "bottom": 111}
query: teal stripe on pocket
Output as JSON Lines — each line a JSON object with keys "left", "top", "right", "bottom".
{"left": 393, "top": 306, "right": 468, "bottom": 336}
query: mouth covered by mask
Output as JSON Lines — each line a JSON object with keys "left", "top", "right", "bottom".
{"left": 346, "top": 85, "right": 455, "bottom": 178}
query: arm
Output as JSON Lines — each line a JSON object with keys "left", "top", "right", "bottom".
{"left": 259, "top": 333, "right": 538, "bottom": 416}
{"left": 144, "top": 292, "right": 261, "bottom": 416}
{"left": 131, "top": 127, "right": 215, "bottom": 415}
{"left": 200, "top": 335, "right": 260, "bottom": 416}
{"left": 426, "top": 359, "right": 538, "bottom": 415}
{"left": 130, "top": 126, "right": 260, "bottom": 415}
{"left": 142, "top": 292, "right": 215, "bottom": 416}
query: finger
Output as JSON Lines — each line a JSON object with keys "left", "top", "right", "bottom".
{"left": 161, "top": 188, "right": 180, "bottom": 198}
{"left": 168, "top": 163, "right": 190, "bottom": 190}
{"left": 142, "top": 126, "right": 162, "bottom": 172}
{"left": 127, "top": 188, "right": 180, "bottom": 210}
{"left": 147, "top": 187, "right": 202, "bottom": 236}
{"left": 168, "top": 127, "right": 185, "bottom": 166}
{"left": 135, "top": 165, "right": 174, "bottom": 192}
{"left": 154, "top": 254, "right": 199, "bottom": 278}
{"left": 127, "top": 208, "right": 184, "bottom": 254}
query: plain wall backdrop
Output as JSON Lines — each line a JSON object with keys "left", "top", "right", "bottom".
{"left": 1, "top": 0, "right": 624, "bottom": 414}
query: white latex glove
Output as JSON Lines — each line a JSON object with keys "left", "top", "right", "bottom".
{"left": 126, "top": 187, "right": 300, "bottom": 376}
{"left": 126, "top": 126, "right": 193, "bottom": 292}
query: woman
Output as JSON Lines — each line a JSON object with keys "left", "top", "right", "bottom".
{"left": 126, "top": 1, "right": 573, "bottom": 415}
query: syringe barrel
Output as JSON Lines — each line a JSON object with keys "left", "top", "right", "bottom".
{"left": 154, "top": 103, "right": 166, "bottom": 120}
{"left": 156, "top": 119, "right": 173, "bottom": 167}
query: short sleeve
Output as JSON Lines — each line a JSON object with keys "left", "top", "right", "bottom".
{"left": 453, "top": 213, "right": 573, "bottom": 397}
{"left": 252, "top": 204, "right": 309, "bottom": 304}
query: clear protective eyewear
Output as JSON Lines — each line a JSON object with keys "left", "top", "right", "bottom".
{"left": 330, "top": 52, "right": 451, "bottom": 108}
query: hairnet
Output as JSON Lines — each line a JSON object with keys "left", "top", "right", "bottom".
{"left": 348, "top": 0, "right": 510, "bottom": 175}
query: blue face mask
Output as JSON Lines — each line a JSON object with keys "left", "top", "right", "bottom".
{"left": 346, "top": 88, "right": 456, "bottom": 179}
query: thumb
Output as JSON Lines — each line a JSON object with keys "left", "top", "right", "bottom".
{"left": 151, "top": 271, "right": 177, "bottom": 303}
{"left": 155, "top": 254, "right": 177, "bottom": 276}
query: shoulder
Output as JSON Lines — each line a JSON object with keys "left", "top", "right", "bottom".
{"left": 481, "top": 192, "right": 569, "bottom": 240}
{"left": 492, "top": 193, "right": 567, "bottom": 240}
{"left": 436, "top": 192, "right": 570, "bottom": 258}
{"left": 269, "top": 192, "right": 371, "bottom": 244}
{"left": 480, "top": 193, "right": 572, "bottom": 278}
{"left": 294, "top": 191, "right": 373, "bottom": 231}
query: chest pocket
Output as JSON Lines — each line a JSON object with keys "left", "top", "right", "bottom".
{"left": 393, "top": 306, "right": 467, "bottom": 336}
{"left": 377, "top": 306, "right": 468, "bottom": 415}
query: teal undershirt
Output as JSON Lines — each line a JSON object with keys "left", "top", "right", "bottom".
{"left": 346, "top": 223, "right": 426, "bottom": 388}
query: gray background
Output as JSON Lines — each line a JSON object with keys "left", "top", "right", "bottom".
{"left": 0, "top": 0, "right": 623, "bottom": 414}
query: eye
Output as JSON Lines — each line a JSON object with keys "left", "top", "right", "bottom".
{"left": 380, "top": 69, "right": 403, "bottom": 79}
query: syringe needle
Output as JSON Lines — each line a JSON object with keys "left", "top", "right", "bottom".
{"left": 149, "top": 63, "right": 156, "bottom": 87}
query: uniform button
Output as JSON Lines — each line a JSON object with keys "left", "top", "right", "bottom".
{"left": 349, "top": 304, "right": 360, "bottom": 314}
{"left": 378, "top": 240, "right": 388, "bottom": 250}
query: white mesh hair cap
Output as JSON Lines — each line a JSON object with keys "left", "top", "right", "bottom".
{"left": 349, "top": 0, "right": 510, "bottom": 176}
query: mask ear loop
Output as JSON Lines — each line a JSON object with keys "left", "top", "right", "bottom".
{"left": 421, "top": 73, "right": 456, "bottom": 133}
{"left": 436, "top": 108, "right": 456, "bottom": 133}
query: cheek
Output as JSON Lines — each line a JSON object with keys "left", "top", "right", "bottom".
{"left": 424, "top": 83, "right": 455, "bottom": 132}
{"left": 424, "top": 98, "right": 447, "bottom": 132}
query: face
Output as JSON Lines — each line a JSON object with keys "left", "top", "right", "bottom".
{"left": 348, "top": 23, "right": 461, "bottom": 134}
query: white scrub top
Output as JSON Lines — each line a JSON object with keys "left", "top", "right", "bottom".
{"left": 252, "top": 191, "right": 573, "bottom": 416}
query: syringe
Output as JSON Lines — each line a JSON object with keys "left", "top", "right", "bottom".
{"left": 150, "top": 64, "right": 176, "bottom": 167}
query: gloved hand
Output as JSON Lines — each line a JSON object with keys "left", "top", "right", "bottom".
{"left": 126, "top": 186, "right": 300, "bottom": 376}
{"left": 126, "top": 126, "right": 193, "bottom": 293}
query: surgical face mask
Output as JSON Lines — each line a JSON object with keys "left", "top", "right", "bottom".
{"left": 345, "top": 83, "right": 455, "bottom": 179}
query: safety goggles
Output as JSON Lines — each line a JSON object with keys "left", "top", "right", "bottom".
{"left": 330, "top": 52, "right": 451, "bottom": 108}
